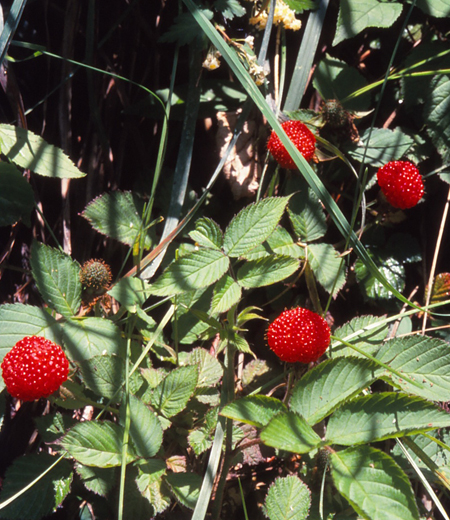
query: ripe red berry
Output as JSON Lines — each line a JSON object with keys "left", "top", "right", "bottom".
{"left": 267, "top": 120, "right": 316, "bottom": 169}
{"left": 267, "top": 307, "right": 330, "bottom": 363}
{"left": 377, "top": 161, "right": 424, "bottom": 209}
{"left": 1, "top": 336, "right": 69, "bottom": 401}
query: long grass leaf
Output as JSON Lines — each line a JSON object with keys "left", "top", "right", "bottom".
{"left": 0, "top": 0, "right": 27, "bottom": 66}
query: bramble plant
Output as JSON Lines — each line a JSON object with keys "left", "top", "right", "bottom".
{"left": 0, "top": 1, "right": 450, "bottom": 520}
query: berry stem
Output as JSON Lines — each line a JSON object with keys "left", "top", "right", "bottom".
{"left": 304, "top": 260, "right": 323, "bottom": 315}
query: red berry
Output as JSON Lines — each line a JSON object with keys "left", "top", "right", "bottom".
{"left": 267, "top": 307, "right": 330, "bottom": 363}
{"left": 377, "top": 161, "right": 424, "bottom": 209}
{"left": 267, "top": 120, "right": 316, "bottom": 169}
{"left": 1, "top": 336, "right": 69, "bottom": 401}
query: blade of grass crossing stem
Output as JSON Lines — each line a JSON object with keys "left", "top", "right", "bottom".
{"left": 0, "top": 0, "right": 27, "bottom": 67}
{"left": 283, "top": 0, "right": 330, "bottom": 112}
{"left": 192, "top": 416, "right": 225, "bottom": 520}
{"left": 397, "top": 439, "right": 450, "bottom": 520}
{"left": 182, "top": 0, "right": 421, "bottom": 310}
{"left": 0, "top": 454, "right": 66, "bottom": 510}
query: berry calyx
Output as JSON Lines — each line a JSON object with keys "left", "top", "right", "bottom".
{"left": 267, "top": 120, "right": 316, "bottom": 169}
{"left": 377, "top": 161, "right": 424, "bottom": 209}
{"left": 80, "top": 259, "right": 112, "bottom": 295}
{"left": 1, "top": 336, "right": 69, "bottom": 401}
{"left": 267, "top": 307, "right": 330, "bottom": 363}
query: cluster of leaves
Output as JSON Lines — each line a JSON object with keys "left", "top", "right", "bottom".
{"left": 1, "top": 0, "right": 450, "bottom": 520}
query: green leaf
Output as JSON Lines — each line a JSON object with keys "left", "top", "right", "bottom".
{"left": 150, "top": 249, "right": 229, "bottom": 296}
{"left": 347, "top": 128, "right": 415, "bottom": 167}
{"left": 108, "top": 277, "right": 151, "bottom": 312}
{"left": 0, "top": 124, "right": 85, "bottom": 178}
{"left": 263, "top": 476, "right": 311, "bottom": 520}
{"left": 332, "top": 315, "right": 389, "bottom": 358}
{"left": 82, "top": 191, "right": 154, "bottom": 248}
{"left": 213, "top": 0, "right": 246, "bottom": 19}
{"left": 0, "top": 303, "right": 63, "bottom": 359}
{"left": 411, "top": 0, "right": 450, "bottom": 18}
{"left": 355, "top": 254, "right": 405, "bottom": 300}
{"left": 313, "top": 56, "right": 370, "bottom": 111}
{"left": 189, "top": 217, "right": 223, "bottom": 250}
{"left": 165, "top": 472, "right": 202, "bottom": 509}
{"left": 79, "top": 355, "right": 141, "bottom": 400}
{"left": 283, "top": 0, "right": 316, "bottom": 13}
{"left": 221, "top": 395, "right": 287, "bottom": 428}
{"left": 151, "top": 365, "right": 199, "bottom": 418}
{"left": 237, "top": 256, "right": 300, "bottom": 288}
{"left": 182, "top": 347, "right": 223, "bottom": 388}
{"left": 63, "top": 318, "right": 125, "bottom": 363}
{"left": 223, "top": 196, "right": 291, "bottom": 257}
{"left": 75, "top": 464, "right": 115, "bottom": 496}
{"left": 333, "top": 0, "right": 403, "bottom": 46}
{"left": 325, "top": 393, "right": 450, "bottom": 446}
{"left": 307, "top": 243, "right": 346, "bottom": 296}
{"left": 0, "top": 454, "right": 72, "bottom": 520}
{"left": 424, "top": 75, "right": 450, "bottom": 159}
{"left": 30, "top": 241, "right": 82, "bottom": 317}
{"left": 290, "top": 357, "right": 379, "bottom": 425}
{"left": 175, "top": 287, "right": 216, "bottom": 345}
{"left": 210, "top": 274, "right": 242, "bottom": 314}
{"left": 0, "top": 162, "right": 34, "bottom": 226}
{"left": 288, "top": 187, "right": 327, "bottom": 242}
{"left": 242, "top": 226, "right": 303, "bottom": 261}
{"left": 136, "top": 461, "right": 170, "bottom": 515}
{"left": 127, "top": 394, "right": 163, "bottom": 458}
{"left": 330, "top": 446, "right": 419, "bottom": 520}
{"left": 61, "top": 421, "right": 137, "bottom": 468}
{"left": 376, "top": 336, "right": 450, "bottom": 401}
{"left": 261, "top": 412, "right": 322, "bottom": 454}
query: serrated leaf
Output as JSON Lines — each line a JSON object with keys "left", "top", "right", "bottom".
{"left": 425, "top": 75, "right": 450, "bottom": 158}
{"left": 76, "top": 464, "right": 115, "bottom": 496}
{"left": 290, "top": 357, "right": 379, "bottom": 425}
{"left": 428, "top": 272, "right": 450, "bottom": 304}
{"left": 261, "top": 412, "right": 322, "bottom": 454}
{"left": 332, "top": 315, "right": 389, "bottom": 358}
{"left": 283, "top": 0, "right": 316, "bottom": 13}
{"left": 223, "top": 196, "right": 291, "bottom": 257}
{"left": 210, "top": 274, "right": 242, "bottom": 314}
{"left": 0, "top": 162, "right": 34, "bottom": 227}
{"left": 165, "top": 472, "right": 202, "bottom": 509}
{"left": 30, "top": 241, "right": 81, "bottom": 317}
{"left": 108, "top": 277, "right": 151, "bottom": 312}
{"left": 242, "top": 226, "right": 303, "bottom": 261}
{"left": 263, "top": 476, "right": 311, "bottom": 520}
{"left": 307, "top": 243, "right": 346, "bottom": 296}
{"left": 0, "top": 454, "right": 72, "bottom": 520}
{"left": 221, "top": 395, "right": 287, "bottom": 428}
{"left": 61, "top": 421, "right": 137, "bottom": 467}
{"left": 330, "top": 446, "right": 419, "bottom": 520}
{"left": 136, "top": 461, "right": 170, "bottom": 515}
{"left": 151, "top": 365, "right": 198, "bottom": 418}
{"left": 79, "top": 355, "right": 141, "bottom": 400}
{"left": 288, "top": 187, "right": 327, "bottom": 242}
{"left": 126, "top": 394, "right": 163, "bottom": 458}
{"left": 333, "top": 0, "right": 403, "bottom": 46}
{"left": 413, "top": 0, "right": 450, "bottom": 17}
{"left": 347, "top": 128, "right": 415, "bottom": 167}
{"left": 182, "top": 347, "right": 223, "bottom": 387}
{"left": 189, "top": 217, "right": 223, "bottom": 250}
{"left": 0, "top": 303, "right": 63, "bottom": 358}
{"left": 376, "top": 336, "right": 450, "bottom": 401}
{"left": 188, "top": 428, "right": 213, "bottom": 456}
{"left": 175, "top": 287, "right": 216, "bottom": 345}
{"left": 325, "top": 393, "right": 450, "bottom": 446}
{"left": 150, "top": 249, "right": 229, "bottom": 296}
{"left": 63, "top": 317, "right": 125, "bottom": 363}
{"left": 214, "top": 0, "right": 246, "bottom": 19}
{"left": 237, "top": 255, "right": 299, "bottom": 288}
{"left": 0, "top": 124, "right": 85, "bottom": 179}
{"left": 82, "top": 191, "right": 154, "bottom": 248}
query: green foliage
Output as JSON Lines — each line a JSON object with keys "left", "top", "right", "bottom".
{"left": 0, "top": 163, "right": 34, "bottom": 227}
{"left": 263, "top": 476, "right": 311, "bottom": 520}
